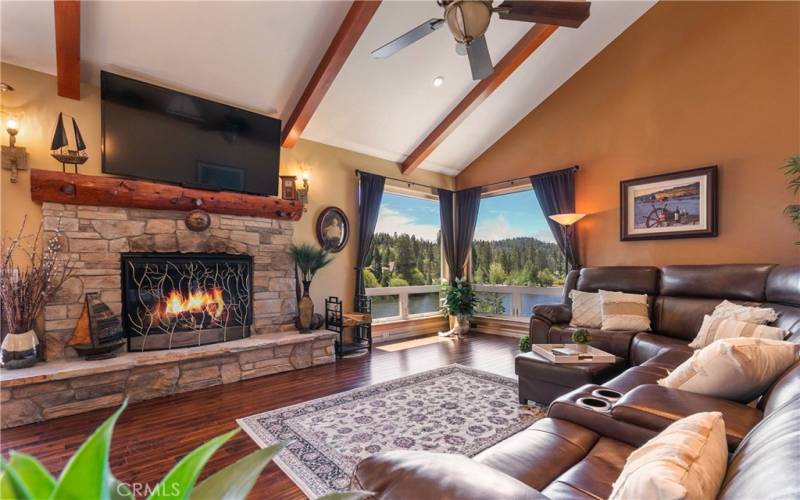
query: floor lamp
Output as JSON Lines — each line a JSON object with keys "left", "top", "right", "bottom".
{"left": 548, "top": 213, "right": 586, "bottom": 276}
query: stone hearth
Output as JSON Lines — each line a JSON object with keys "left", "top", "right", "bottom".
{"left": 1, "top": 331, "right": 336, "bottom": 429}
{"left": 41, "top": 202, "right": 297, "bottom": 359}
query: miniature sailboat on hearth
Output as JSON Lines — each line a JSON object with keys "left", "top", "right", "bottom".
{"left": 50, "top": 112, "right": 88, "bottom": 173}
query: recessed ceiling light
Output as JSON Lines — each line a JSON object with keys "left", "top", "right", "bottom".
{"left": 432, "top": 76, "right": 444, "bottom": 87}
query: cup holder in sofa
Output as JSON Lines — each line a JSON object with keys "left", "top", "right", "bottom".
{"left": 592, "top": 388, "right": 623, "bottom": 401}
{"left": 576, "top": 397, "right": 611, "bottom": 412}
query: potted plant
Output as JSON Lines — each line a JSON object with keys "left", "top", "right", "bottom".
{"left": 518, "top": 335, "right": 531, "bottom": 353}
{"left": 782, "top": 155, "right": 800, "bottom": 244}
{"left": 439, "top": 278, "right": 477, "bottom": 338}
{"left": 289, "top": 244, "right": 333, "bottom": 333}
{"left": 0, "top": 218, "right": 71, "bottom": 369}
{"left": 571, "top": 328, "right": 592, "bottom": 353}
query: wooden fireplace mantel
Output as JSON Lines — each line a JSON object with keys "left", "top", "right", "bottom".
{"left": 30, "top": 169, "right": 303, "bottom": 221}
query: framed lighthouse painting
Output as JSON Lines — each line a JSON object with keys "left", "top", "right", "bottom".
{"left": 620, "top": 166, "right": 718, "bottom": 241}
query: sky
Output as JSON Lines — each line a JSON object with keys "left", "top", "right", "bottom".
{"left": 374, "top": 190, "right": 554, "bottom": 243}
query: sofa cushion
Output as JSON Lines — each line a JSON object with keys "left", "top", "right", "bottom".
{"left": 548, "top": 326, "right": 637, "bottom": 359}
{"left": 719, "top": 397, "right": 800, "bottom": 499}
{"left": 771, "top": 303, "right": 800, "bottom": 340}
{"left": 609, "top": 412, "right": 728, "bottom": 500}
{"left": 690, "top": 316, "right": 787, "bottom": 349}
{"left": 568, "top": 290, "right": 602, "bottom": 328}
{"left": 576, "top": 267, "right": 659, "bottom": 295}
{"left": 660, "top": 264, "right": 774, "bottom": 301}
{"left": 474, "top": 418, "right": 598, "bottom": 490}
{"left": 712, "top": 300, "right": 779, "bottom": 323}
{"left": 604, "top": 366, "right": 671, "bottom": 394}
{"left": 652, "top": 296, "right": 720, "bottom": 340}
{"left": 542, "top": 437, "right": 634, "bottom": 500}
{"left": 765, "top": 264, "right": 800, "bottom": 306}
{"left": 757, "top": 359, "right": 800, "bottom": 415}
{"left": 658, "top": 338, "right": 799, "bottom": 403}
{"left": 600, "top": 290, "right": 651, "bottom": 331}
{"left": 629, "top": 332, "right": 692, "bottom": 366}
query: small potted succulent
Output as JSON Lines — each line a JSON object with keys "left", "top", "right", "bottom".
{"left": 518, "top": 335, "right": 531, "bottom": 353}
{"left": 571, "top": 328, "right": 592, "bottom": 353}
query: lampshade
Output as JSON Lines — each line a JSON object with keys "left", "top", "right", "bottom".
{"left": 549, "top": 213, "right": 586, "bottom": 226}
{"left": 445, "top": 0, "right": 492, "bottom": 44}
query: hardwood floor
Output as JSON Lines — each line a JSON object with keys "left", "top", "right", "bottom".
{"left": 0, "top": 333, "right": 520, "bottom": 499}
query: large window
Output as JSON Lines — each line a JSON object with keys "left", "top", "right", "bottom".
{"left": 364, "top": 190, "right": 442, "bottom": 321}
{"left": 470, "top": 189, "right": 565, "bottom": 318}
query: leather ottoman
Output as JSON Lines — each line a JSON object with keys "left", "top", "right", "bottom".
{"left": 516, "top": 351, "right": 626, "bottom": 405}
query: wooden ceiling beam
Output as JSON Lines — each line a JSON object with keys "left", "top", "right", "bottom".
{"left": 281, "top": 1, "right": 382, "bottom": 148}
{"left": 401, "top": 23, "right": 558, "bottom": 175}
{"left": 54, "top": 0, "right": 81, "bottom": 100}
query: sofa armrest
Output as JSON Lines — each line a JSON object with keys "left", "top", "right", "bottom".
{"left": 547, "top": 385, "right": 658, "bottom": 448}
{"left": 532, "top": 303, "right": 571, "bottom": 325}
{"left": 353, "top": 450, "right": 546, "bottom": 500}
{"left": 611, "top": 384, "right": 763, "bottom": 450}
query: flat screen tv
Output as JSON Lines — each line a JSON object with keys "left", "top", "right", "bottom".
{"left": 101, "top": 71, "right": 281, "bottom": 196}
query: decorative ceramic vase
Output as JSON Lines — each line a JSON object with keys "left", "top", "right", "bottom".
{"left": 575, "top": 343, "right": 589, "bottom": 353}
{"left": 298, "top": 280, "right": 314, "bottom": 333}
{"left": 1, "top": 329, "right": 39, "bottom": 369}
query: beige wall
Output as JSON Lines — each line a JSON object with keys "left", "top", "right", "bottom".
{"left": 456, "top": 1, "right": 800, "bottom": 266}
{"left": 0, "top": 63, "right": 453, "bottom": 315}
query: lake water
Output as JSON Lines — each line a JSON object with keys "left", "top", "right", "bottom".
{"left": 371, "top": 292, "right": 440, "bottom": 319}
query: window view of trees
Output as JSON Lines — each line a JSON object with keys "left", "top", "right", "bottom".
{"left": 363, "top": 233, "right": 441, "bottom": 288}
{"left": 470, "top": 190, "right": 566, "bottom": 316}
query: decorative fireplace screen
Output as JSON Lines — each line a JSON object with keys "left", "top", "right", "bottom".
{"left": 121, "top": 253, "right": 252, "bottom": 351}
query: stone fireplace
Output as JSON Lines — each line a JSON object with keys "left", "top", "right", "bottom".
{"left": 41, "top": 201, "right": 297, "bottom": 360}
{"left": 121, "top": 252, "right": 253, "bottom": 351}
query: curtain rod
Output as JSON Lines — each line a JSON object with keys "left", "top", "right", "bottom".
{"left": 355, "top": 165, "right": 579, "bottom": 193}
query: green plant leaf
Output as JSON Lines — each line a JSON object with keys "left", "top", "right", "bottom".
{"left": 316, "top": 491, "right": 373, "bottom": 500}
{"left": 148, "top": 428, "right": 239, "bottom": 500}
{"left": 51, "top": 400, "right": 128, "bottom": 500}
{"left": 6, "top": 452, "right": 56, "bottom": 499}
{"left": 0, "top": 458, "right": 33, "bottom": 500}
{"left": 190, "top": 441, "right": 285, "bottom": 500}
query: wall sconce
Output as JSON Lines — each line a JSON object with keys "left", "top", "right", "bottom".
{"left": 1, "top": 114, "right": 29, "bottom": 183}
{"left": 297, "top": 168, "right": 310, "bottom": 209}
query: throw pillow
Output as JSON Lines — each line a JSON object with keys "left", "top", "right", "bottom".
{"left": 599, "top": 290, "right": 651, "bottom": 331}
{"left": 689, "top": 316, "right": 787, "bottom": 349}
{"left": 658, "top": 337, "right": 799, "bottom": 403}
{"left": 713, "top": 300, "right": 778, "bottom": 324}
{"left": 568, "top": 290, "right": 602, "bottom": 328}
{"left": 609, "top": 412, "right": 728, "bottom": 500}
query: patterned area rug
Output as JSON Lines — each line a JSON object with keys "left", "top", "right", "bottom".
{"left": 238, "top": 364, "right": 545, "bottom": 497}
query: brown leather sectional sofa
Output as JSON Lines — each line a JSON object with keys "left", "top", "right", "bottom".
{"left": 354, "top": 264, "right": 800, "bottom": 499}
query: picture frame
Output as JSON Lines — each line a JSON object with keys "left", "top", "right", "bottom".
{"left": 620, "top": 165, "right": 718, "bottom": 241}
{"left": 316, "top": 207, "right": 349, "bottom": 253}
{"left": 280, "top": 175, "right": 297, "bottom": 201}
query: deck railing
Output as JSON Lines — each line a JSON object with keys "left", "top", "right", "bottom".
{"left": 365, "top": 284, "right": 563, "bottom": 323}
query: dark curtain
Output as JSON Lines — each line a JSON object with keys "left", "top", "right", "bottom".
{"left": 437, "top": 189, "right": 457, "bottom": 281}
{"left": 531, "top": 166, "right": 580, "bottom": 270}
{"left": 355, "top": 172, "right": 385, "bottom": 304}
{"left": 453, "top": 187, "right": 482, "bottom": 280}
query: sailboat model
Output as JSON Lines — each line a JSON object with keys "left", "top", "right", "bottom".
{"left": 50, "top": 112, "right": 88, "bottom": 172}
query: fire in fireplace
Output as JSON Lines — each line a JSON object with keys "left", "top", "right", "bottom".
{"left": 121, "top": 253, "right": 253, "bottom": 351}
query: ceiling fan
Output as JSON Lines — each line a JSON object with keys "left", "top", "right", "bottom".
{"left": 371, "top": 1, "right": 591, "bottom": 80}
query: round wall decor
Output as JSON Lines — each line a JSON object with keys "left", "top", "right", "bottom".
{"left": 316, "top": 207, "right": 349, "bottom": 253}
{"left": 184, "top": 209, "right": 211, "bottom": 232}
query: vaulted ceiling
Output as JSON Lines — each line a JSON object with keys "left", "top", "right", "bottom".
{"left": 1, "top": 1, "right": 654, "bottom": 176}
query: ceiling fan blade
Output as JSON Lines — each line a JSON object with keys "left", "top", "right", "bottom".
{"left": 496, "top": 1, "right": 591, "bottom": 29}
{"left": 466, "top": 35, "right": 493, "bottom": 80}
{"left": 371, "top": 18, "right": 445, "bottom": 59}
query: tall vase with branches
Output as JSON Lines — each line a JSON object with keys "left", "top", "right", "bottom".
{"left": 1, "top": 217, "right": 72, "bottom": 368}
{"left": 289, "top": 244, "right": 334, "bottom": 333}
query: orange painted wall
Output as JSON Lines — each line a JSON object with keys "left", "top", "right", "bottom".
{"left": 456, "top": 1, "right": 800, "bottom": 266}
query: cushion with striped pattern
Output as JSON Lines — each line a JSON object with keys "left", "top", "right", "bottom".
{"left": 600, "top": 290, "right": 651, "bottom": 331}
{"left": 569, "top": 290, "right": 602, "bottom": 328}
{"left": 712, "top": 300, "right": 778, "bottom": 324}
{"left": 690, "top": 316, "right": 787, "bottom": 349}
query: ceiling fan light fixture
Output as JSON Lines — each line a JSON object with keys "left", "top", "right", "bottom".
{"left": 445, "top": 0, "right": 492, "bottom": 44}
